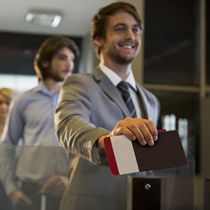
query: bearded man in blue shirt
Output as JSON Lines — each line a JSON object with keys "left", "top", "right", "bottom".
{"left": 0, "top": 36, "right": 80, "bottom": 210}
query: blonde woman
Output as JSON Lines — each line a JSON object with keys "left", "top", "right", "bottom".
{"left": 0, "top": 87, "right": 16, "bottom": 210}
{"left": 0, "top": 88, "right": 16, "bottom": 139}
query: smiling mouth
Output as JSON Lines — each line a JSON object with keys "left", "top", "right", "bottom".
{"left": 119, "top": 44, "right": 135, "bottom": 49}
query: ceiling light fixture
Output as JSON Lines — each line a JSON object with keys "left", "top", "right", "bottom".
{"left": 26, "top": 10, "right": 62, "bottom": 28}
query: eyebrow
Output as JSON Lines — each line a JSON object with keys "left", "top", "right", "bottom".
{"left": 57, "top": 53, "right": 75, "bottom": 60}
{"left": 58, "top": 53, "right": 68, "bottom": 57}
{"left": 114, "top": 23, "right": 140, "bottom": 28}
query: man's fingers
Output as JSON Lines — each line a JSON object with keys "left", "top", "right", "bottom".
{"left": 44, "top": 179, "right": 64, "bottom": 193}
{"left": 114, "top": 126, "right": 136, "bottom": 140}
{"left": 141, "top": 119, "right": 158, "bottom": 141}
{"left": 134, "top": 121, "right": 155, "bottom": 146}
{"left": 42, "top": 176, "right": 60, "bottom": 192}
{"left": 112, "top": 124, "right": 147, "bottom": 146}
{"left": 112, "top": 117, "right": 157, "bottom": 146}
{"left": 123, "top": 118, "right": 157, "bottom": 146}
{"left": 42, "top": 176, "right": 68, "bottom": 197}
{"left": 21, "top": 194, "right": 32, "bottom": 205}
{"left": 9, "top": 191, "right": 32, "bottom": 205}
{"left": 47, "top": 183, "right": 64, "bottom": 197}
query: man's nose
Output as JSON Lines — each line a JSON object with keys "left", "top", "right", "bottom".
{"left": 66, "top": 59, "right": 74, "bottom": 72}
{"left": 125, "top": 28, "right": 135, "bottom": 40}
{"left": 66, "top": 59, "right": 73, "bottom": 67}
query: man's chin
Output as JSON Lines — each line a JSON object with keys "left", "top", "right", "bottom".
{"left": 115, "top": 56, "right": 135, "bottom": 65}
{"left": 51, "top": 77, "right": 65, "bottom": 82}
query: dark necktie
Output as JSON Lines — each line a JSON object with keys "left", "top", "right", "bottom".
{"left": 117, "top": 81, "right": 137, "bottom": 118}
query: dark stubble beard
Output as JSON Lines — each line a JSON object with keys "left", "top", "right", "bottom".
{"left": 46, "top": 65, "right": 65, "bottom": 82}
{"left": 109, "top": 52, "right": 134, "bottom": 65}
{"left": 105, "top": 43, "right": 137, "bottom": 65}
{"left": 49, "top": 73, "right": 64, "bottom": 82}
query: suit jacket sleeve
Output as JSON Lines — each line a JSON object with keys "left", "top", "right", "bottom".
{"left": 55, "top": 74, "right": 109, "bottom": 165}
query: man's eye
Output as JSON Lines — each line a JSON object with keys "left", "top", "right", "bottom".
{"left": 116, "top": 28, "right": 124, "bottom": 31}
{"left": 70, "top": 56, "right": 75, "bottom": 62}
{"left": 133, "top": 28, "right": 140, "bottom": 33}
{"left": 59, "top": 57, "right": 66, "bottom": 60}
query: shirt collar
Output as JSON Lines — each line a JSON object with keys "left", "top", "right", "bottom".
{"left": 33, "top": 80, "right": 55, "bottom": 97}
{"left": 99, "top": 63, "right": 137, "bottom": 91}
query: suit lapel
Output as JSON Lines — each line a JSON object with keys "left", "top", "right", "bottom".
{"left": 92, "top": 68, "right": 130, "bottom": 117}
{"left": 136, "top": 84, "right": 156, "bottom": 122}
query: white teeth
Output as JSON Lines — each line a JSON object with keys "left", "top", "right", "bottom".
{"left": 122, "top": 46, "right": 132, "bottom": 49}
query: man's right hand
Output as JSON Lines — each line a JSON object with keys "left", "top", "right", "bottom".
{"left": 97, "top": 117, "right": 158, "bottom": 148}
{"left": 9, "top": 190, "right": 32, "bottom": 205}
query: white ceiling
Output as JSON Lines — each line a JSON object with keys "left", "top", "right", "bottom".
{"left": 0, "top": 0, "right": 116, "bottom": 37}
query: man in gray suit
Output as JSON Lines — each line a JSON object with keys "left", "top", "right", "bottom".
{"left": 55, "top": 2, "right": 160, "bottom": 210}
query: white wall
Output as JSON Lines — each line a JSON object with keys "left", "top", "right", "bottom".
{"left": 0, "top": 74, "right": 38, "bottom": 93}
{"left": 80, "top": 33, "right": 96, "bottom": 73}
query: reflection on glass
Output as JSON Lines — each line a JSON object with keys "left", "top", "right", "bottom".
{"left": 178, "top": 118, "right": 188, "bottom": 151}
{"left": 162, "top": 115, "right": 188, "bottom": 151}
{"left": 0, "top": 145, "right": 68, "bottom": 210}
{"left": 163, "top": 114, "right": 176, "bottom": 131}
{"left": 0, "top": 145, "right": 194, "bottom": 210}
{"left": 151, "top": 90, "right": 199, "bottom": 172}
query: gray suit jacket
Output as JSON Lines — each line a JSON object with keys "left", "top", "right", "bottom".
{"left": 55, "top": 67, "right": 160, "bottom": 210}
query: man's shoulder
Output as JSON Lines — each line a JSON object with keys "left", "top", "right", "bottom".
{"left": 67, "top": 72, "right": 91, "bottom": 80}
{"left": 12, "top": 86, "right": 40, "bottom": 109}
{"left": 15, "top": 86, "right": 37, "bottom": 100}
{"left": 64, "top": 72, "right": 97, "bottom": 86}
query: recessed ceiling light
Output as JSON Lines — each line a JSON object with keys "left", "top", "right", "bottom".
{"left": 26, "top": 10, "right": 62, "bottom": 28}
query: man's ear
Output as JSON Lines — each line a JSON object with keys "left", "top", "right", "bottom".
{"left": 94, "top": 36, "right": 104, "bottom": 48}
{"left": 41, "top": 61, "right": 49, "bottom": 68}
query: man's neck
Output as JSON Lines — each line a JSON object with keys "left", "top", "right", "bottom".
{"left": 43, "top": 78, "right": 63, "bottom": 95}
{"left": 101, "top": 57, "right": 132, "bottom": 81}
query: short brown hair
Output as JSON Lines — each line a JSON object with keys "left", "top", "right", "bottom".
{"left": 91, "top": 1, "right": 143, "bottom": 57}
{"left": 34, "top": 36, "right": 80, "bottom": 80}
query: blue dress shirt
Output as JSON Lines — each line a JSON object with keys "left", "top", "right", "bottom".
{"left": 0, "top": 81, "right": 68, "bottom": 195}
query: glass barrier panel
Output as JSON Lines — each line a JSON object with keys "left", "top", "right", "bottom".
{"left": 0, "top": 145, "right": 194, "bottom": 210}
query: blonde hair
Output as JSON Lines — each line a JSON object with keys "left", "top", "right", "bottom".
{"left": 0, "top": 88, "right": 16, "bottom": 100}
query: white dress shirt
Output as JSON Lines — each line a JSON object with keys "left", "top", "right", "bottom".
{"left": 99, "top": 63, "right": 141, "bottom": 118}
